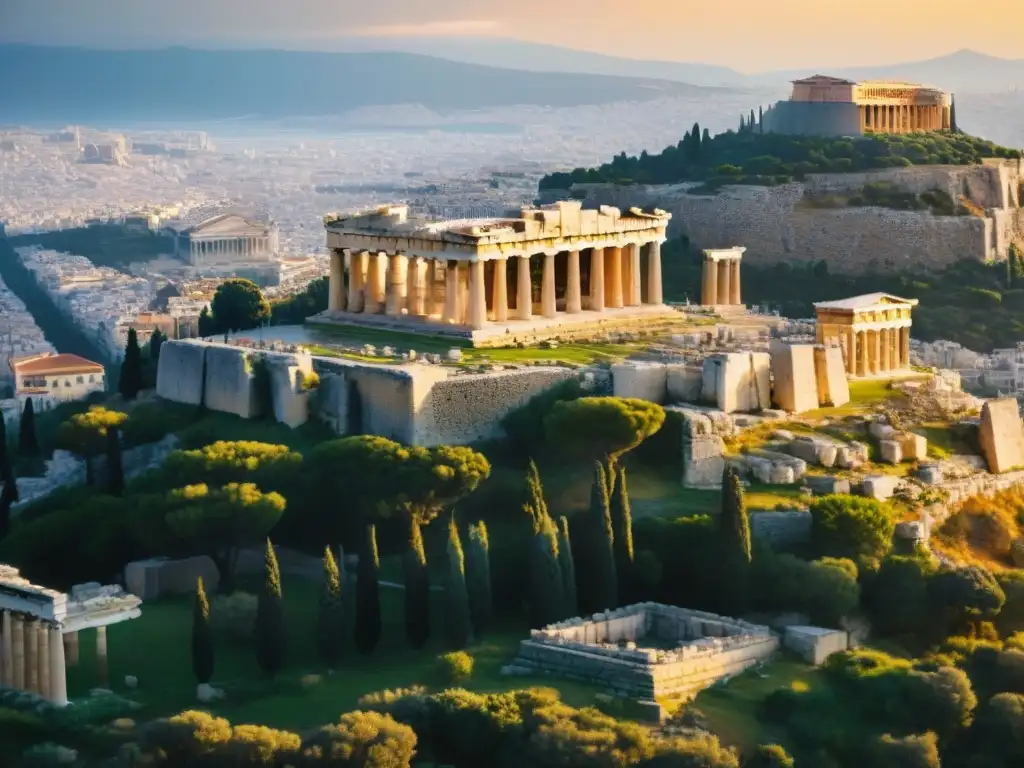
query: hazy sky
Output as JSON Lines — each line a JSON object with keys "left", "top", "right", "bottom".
{"left": 1, "top": 0, "right": 1021, "bottom": 72}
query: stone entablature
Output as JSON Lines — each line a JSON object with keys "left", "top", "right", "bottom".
{"left": 321, "top": 201, "right": 670, "bottom": 335}
{"left": 814, "top": 293, "right": 917, "bottom": 377}
{"left": 513, "top": 603, "right": 778, "bottom": 699}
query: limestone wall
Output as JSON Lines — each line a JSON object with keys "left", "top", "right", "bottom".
{"left": 156, "top": 340, "right": 206, "bottom": 405}
{"left": 576, "top": 162, "right": 1024, "bottom": 273}
{"left": 203, "top": 345, "right": 260, "bottom": 419}
{"left": 749, "top": 510, "right": 813, "bottom": 547}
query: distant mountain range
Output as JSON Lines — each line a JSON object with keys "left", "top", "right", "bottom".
{"left": 0, "top": 44, "right": 728, "bottom": 123}
{"left": 330, "top": 38, "right": 1023, "bottom": 93}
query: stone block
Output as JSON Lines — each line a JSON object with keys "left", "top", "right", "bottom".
{"left": 869, "top": 421, "right": 896, "bottom": 440}
{"left": 124, "top": 556, "right": 220, "bottom": 600}
{"left": 612, "top": 362, "right": 668, "bottom": 403}
{"left": 266, "top": 350, "right": 313, "bottom": 428}
{"left": 155, "top": 340, "right": 206, "bottom": 406}
{"left": 788, "top": 437, "right": 839, "bottom": 468}
{"left": 701, "top": 353, "right": 770, "bottom": 413}
{"left": 861, "top": 474, "right": 900, "bottom": 501}
{"left": 666, "top": 364, "right": 703, "bottom": 403}
{"left": 203, "top": 346, "right": 261, "bottom": 419}
{"left": 314, "top": 372, "right": 348, "bottom": 434}
{"left": 917, "top": 464, "right": 943, "bottom": 485}
{"left": 770, "top": 342, "right": 819, "bottom": 414}
{"left": 898, "top": 432, "right": 928, "bottom": 461}
{"left": 895, "top": 521, "right": 928, "bottom": 543}
{"left": 784, "top": 626, "right": 849, "bottom": 665}
{"left": 749, "top": 509, "right": 812, "bottom": 546}
{"left": 635, "top": 700, "right": 666, "bottom": 724}
{"left": 805, "top": 475, "right": 851, "bottom": 495}
{"left": 813, "top": 345, "right": 850, "bottom": 407}
{"left": 880, "top": 439, "right": 903, "bottom": 464}
{"left": 979, "top": 398, "right": 1024, "bottom": 474}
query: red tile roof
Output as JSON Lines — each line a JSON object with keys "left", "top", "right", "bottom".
{"left": 11, "top": 353, "right": 104, "bottom": 376}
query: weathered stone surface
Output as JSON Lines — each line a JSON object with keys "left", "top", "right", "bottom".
{"left": 880, "top": 440, "right": 903, "bottom": 464}
{"left": 861, "top": 475, "right": 900, "bottom": 501}
{"left": 788, "top": 436, "right": 839, "bottom": 468}
{"left": 672, "top": 407, "right": 734, "bottom": 489}
{"left": 917, "top": 464, "right": 943, "bottom": 485}
{"left": 869, "top": 421, "right": 896, "bottom": 440}
{"left": 979, "top": 398, "right": 1024, "bottom": 474}
{"left": 203, "top": 345, "right": 261, "bottom": 419}
{"left": 814, "top": 345, "right": 850, "bottom": 407}
{"left": 770, "top": 342, "right": 818, "bottom": 414}
{"left": 156, "top": 340, "right": 206, "bottom": 405}
{"left": 805, "top": 475, "right": 851, "bottom": 496}
{"left": 314, "top": 372, "right": 348, "bottom": 434}
{"left": 612, "top": 362, "right": 668, "bottom": 404}
{"left": 124, "top": 556, "right": 220, "bottom": 601}
{"left": 266, "top": 349, "right": 314, "bottom": 428}
{"left": 898, "top": 432, "right": 928, "bottom": 461}
{"left": 895, "top": 521, "right": 928, "bottom": 543}
{"left": 784, "top": 626, "right": 849, "bottom": 665}
{"left": 666, "top": 363, "right": 703, "bottom": 403}
{"left": 701, "top": 353, "right": 771, "bottom": 413}
{"left": 743, "top": 450, "right": 806, "bottom": 485}
{"left": 749, "top": 509, "right": 812, "bottom": 546}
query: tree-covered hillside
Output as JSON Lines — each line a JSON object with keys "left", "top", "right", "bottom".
{"left": 540, "top": 127, "right": 1022, "bottom": 191}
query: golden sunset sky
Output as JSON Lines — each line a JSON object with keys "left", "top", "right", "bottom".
{"left": 1, "top": 0, "right": 1021, "bottom": 71}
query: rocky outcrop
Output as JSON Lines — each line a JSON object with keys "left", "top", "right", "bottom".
{"left": 979, "top": 398, "right": 1024, "bottom": 474}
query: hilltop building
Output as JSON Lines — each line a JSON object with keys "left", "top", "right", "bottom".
{"left": 814, "top": 293, "right": 918, "bottom": 377}
{"left": 165, "top": 212, "right": 279, "bottom": 269}
{"left": 761, "top": 75, "right": 952, "bottom": 138}
{"left": 10, "top": 352, "right": 106, "bottom": 410}
{"left": 318, "top": 201, "right": 674, "bottom": 346}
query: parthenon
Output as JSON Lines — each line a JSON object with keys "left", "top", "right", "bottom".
{"left": 814, "top": 293, "right": 918, "bottom": 377}
{"left": 320, "top": 202, "right": 675, "bottom": 344}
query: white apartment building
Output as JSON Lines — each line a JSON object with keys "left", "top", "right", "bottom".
{"left": 10, "top": 353, "right": 106, "bottom": 411}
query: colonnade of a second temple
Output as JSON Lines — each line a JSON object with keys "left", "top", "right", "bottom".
{"left": 843, "top": 325, "right": 912, "bottom": 377}
{"left": 327, "top": 241, "right": 664, "bottom": 330}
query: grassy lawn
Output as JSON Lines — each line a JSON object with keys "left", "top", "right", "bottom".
{"left": 64, "top": 568, "right": 604, "bottom": 731}
{"left": 690, "top": 658, "right": 823, "bottom": 753}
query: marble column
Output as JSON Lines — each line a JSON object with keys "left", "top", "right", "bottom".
{"left": 590, "top": 248, "right": 605, "bottom": 312}
{"left": 891, "top": 329, "right": 900, "bottom": 370}
{"left": 0, "top": 611, "right": 11, "bottom": 687}
{"left": 566, "top": 250, "right": 582, "bottom": 314}
{"left": 729, "top": 259, "right": 741, "bottom": 306}
{"left": 492, "top": 258, "right": 509, "bottom": 322}
{"left": 901, "top": 326, "right": 911, "bottom": 368}
{"left": 859, "top": 331, "right": 869, "bottom": 377}
{"left": 646, "top": 241, "right": 663, "bottom": 305}
{"left": 871, "top": 330, "right": 881, "bottom": 374}
{"left": 348, "top": 251, "right": 366, "bottom": 313}
{"left": 329, "top": 250, "right": 346, "bottom": 312}
{"left": 607, "top": 247, "right": 624, "bottom": 309}
{"left": 443, "top": 261, "right": 461, "bottom": 324}
{"left": 26, "top": 620, "right": 38, "bottom": 694}
{"left": 49, "top": 627, "right": 67, "bottom": 707}
{"left": 701, "top": 258, "right": 718, "bottom": 306}
{"left": 64, "top": 632, "right": 79, "bottom": 668}
{"left": 458, "top": 265, "right": 470, "bottom": 325}
{"left": 369, "top": 253, "right": 388, "bottom": 314}
{"left": 846, "top": 328, "right": 857, "bottom": 375}
{"left": 517, "top": 256, "right": 533, "bottom": 320}
{"left": 385, "top": 253, "right": 405, "bottom": 317}
{"left": 12, "top": 614, "right": 24, "bottom": 690}
{"left": 96, "top": 625, "right": 108, "bottom": 688}
{"left": 38, "top": 624, "right": 49, "bottom": 698}
{"left": 405, "top": 256, "right": 423, "bottom": 316}
{"left": 627, "top": 244, "right": 642, "bottom": 307}
{"left": 718, "top": 260, "right": 732, "bottom": 307}
{"left": 541, "top": 253, "right": 557, "bottom": 319}
{"left": 469, "top": 260, "right": 487, "bottom": 330}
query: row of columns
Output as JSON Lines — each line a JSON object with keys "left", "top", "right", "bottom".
{"left": 328, "top": 241, "right": 664, "bottom": 331}
{"left": 859, "top": 104, "right": 950, "bottom": 134}
{"left": 0, "top": 610, "right": 70, "bottom": 706}
{"left": 844, "top": 325, "right": 911, "bottom": 377}
{"left": 189, "top": 235, "right": 277, "bottom": 265}
{"left": 700, "top": 257, "right": 742, "bottom": 306}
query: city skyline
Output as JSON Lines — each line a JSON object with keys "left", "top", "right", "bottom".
{"left": 1, "top": 0, "right": 1022, "bottom": 72}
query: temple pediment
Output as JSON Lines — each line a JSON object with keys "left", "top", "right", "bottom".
{"left": 189, "top": 214, "right": 270, "bottom": 237}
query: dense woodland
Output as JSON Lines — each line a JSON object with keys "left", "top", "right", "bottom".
{"left": 539, "top": 128, "right": 1022, "bottom": 191}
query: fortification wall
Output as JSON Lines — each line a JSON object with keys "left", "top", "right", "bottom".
{"left": 203, "top": 345, "right": 260, "bottom": 419}
{"left": 577, "top": 162, "right": 1024, "bottom": 274}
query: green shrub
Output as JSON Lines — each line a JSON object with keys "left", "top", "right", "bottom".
{"left": 437, "top": 651, "right": 475, "bottom": 684}
{"left": 810, "top": 494, "right": 895, "bottom": 565}
{"left": 210, "top": 592, "right": 258, "bottom": 646}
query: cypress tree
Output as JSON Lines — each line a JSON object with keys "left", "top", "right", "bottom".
{"left": 750, "top": 109, "right": 757, "bottom": 132}
{"left": 355, "top": 525, "right": 382, "bottom": 654}
{"left": 611, "top": 466, "right": 635, "bottom": 604}
{"left": 949, "top": 94, "right": 958, "bottom": 133}
{"left": 524, "top": 462, "right": 565, "bottom": 627}
{"left": 690, "top": 122, "right": 702, "bottom": 162}
{"left": 465, "top": 521, "right": 493, "bottom": 637}
{"left": 739, "top": 114, "right": 746, "bottom": 133}
{"left": 192, "top": 577, "right": 215, "bottom": 685}
{"left": 588, "top": 462, "right": 618, "bottom": 612}
{"left": 254, "top": 538, "right": 286, "bottom": 676}
{"left": 0, "top": 417, "right": 17, "bottom": 539}
{"left": 316, "top": 546, "right": 345, "bottom": 665}
{"left": 557, "top": 516, "right": 578, "bottom": 619}
{"left": 150, "top": 329, "right": 166, "bottom": 362}
{"left": 105, "top": 426, "right": 124, "bottom": 497}
{"left": 702, "top": 127, "right": 711, "bottom": 146}
{"left": 719, "top": 465, "right": 752, "bottom": 614}
{"left": 444, "top": 517, "right": 471, "bottom": 650}
{"left": 403, "top": 519, "right": 431, "bottom": 649}
{"left": 19, "top": 398, "right": 38, "bottom": 457}
{"left": 119, "top": 328, "right": 143, "bottom": 400}
{"left": 198, "top": 306, "right": 214, "bottom": 337}
{"left": 758, "top": 105, "right": 764, "bottom": 133}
